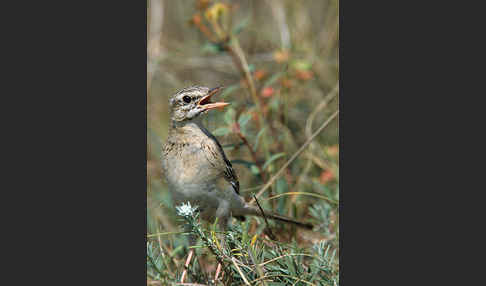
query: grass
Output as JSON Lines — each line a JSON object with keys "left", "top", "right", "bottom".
{"left": 147, "top": 1, "right": 339, "bottom": 285}
{"left": 148, "top": 202, "right": 338, "bottom": 285}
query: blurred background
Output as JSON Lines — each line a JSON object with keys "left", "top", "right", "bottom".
{"left": 147, "top": 0, "right": 339, "bottom": 283}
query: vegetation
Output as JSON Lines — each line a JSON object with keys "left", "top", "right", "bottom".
{"left": 147, "top": 1, "right": 339, "bottom": 285}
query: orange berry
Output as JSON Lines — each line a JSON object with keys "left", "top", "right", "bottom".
{"left": 273, "top": 50, "right": 290, "bottom": 63}
{"left": 327, "top": 145, "right": 339, "bottom": 157}
{"left": 261, "top": 87, "right": 274, "bottom": 98}
{"left": 296, "top": 70, "right": 314, "bottom": 80}
{"left": 253, "top": 69, "right": 266, "bottom": 81}
{"left": 191, "top": 14, "right": 202, "bottom": 25}
{"left": 320, "top": 170, "right": 334, "bottom": 184}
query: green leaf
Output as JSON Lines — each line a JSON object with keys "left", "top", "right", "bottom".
{"left": 220, "top": 84, "right": 240, "bottom": 98}
{"left": 201, "top": 42, "right": 220, "bottom": 54}
{"left": 241, "top": 219, "right": 249, "bottom": 245}
{"left": 276, "top": 178, "right": 288, "bottom": 213}
{"left": 276, "top": 177, "right": 288, "bottom": 194}
{"left": 221, "top": 142, "right": 244, "bottom": 151}
{"left": 224, "top": 107, "right": 236, "bottom": 125}
{"left": 253, "top": 127, "right": 266, "bottom": 152}
{"left": 292, "top": 59, "right": 312, "bottom": 70}
{"left": 330, "top": 249, "right": 336, "bottom": 265}
{"left": 238, "top": 113, "right": 252, "bottom": 128}
{"left": 269, "top": 96, "right": 280, "bottom": 111}
{"left": 285, "top": 255, "right": 297, "bottom": 276}
{"left": 212, "top": 127, "right": 230, "bottom": 136}
{"left": 250, "top": 165, "right": 260, "bottom": 175}
{"left": 263, "top": 72, "right": 284, "bottom": 88}
{"left": 262, "top": 152, "right": 286, "bottom": 170}
{"left": 232, "top": 16, "right": 251, "bottom": 35}
{"left": 169, "top": 245, "right": 184, "bottom": 257}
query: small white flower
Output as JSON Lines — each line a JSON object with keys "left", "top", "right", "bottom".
{"left": 176, "top": 201, "right": 196, "bottom": 217}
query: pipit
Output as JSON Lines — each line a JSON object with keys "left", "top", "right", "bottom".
{"left": 161, "top": 85, "right": 312, "bottom": 282}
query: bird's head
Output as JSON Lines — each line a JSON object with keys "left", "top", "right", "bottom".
{"left": 168, "top": 86, "right": 229, "bottom": 122}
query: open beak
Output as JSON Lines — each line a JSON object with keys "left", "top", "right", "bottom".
{"left": 198, "top": 86, "right": 230, "bottom": 110}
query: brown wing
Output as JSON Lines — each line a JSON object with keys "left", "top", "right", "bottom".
{"left": 202, "top": 132, "right": 240, "bottom": 195}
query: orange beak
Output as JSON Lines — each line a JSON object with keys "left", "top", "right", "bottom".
{"left": 198, "top": 86, "right": 230, "bottom": 110}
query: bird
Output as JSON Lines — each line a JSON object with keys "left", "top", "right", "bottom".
{"left": 161, "top": 85, "right": 312, "bottom": 282}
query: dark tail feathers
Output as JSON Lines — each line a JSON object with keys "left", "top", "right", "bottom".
{"left": 243, "top": 206, "right": 313, "bottom": 229}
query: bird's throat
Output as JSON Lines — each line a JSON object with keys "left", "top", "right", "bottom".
{"left": 169, "top": 119, "right": 210, "bottom": 142}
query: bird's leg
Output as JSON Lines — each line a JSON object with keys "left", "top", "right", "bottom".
{"left": 180, "top": 248, "right": 194, "bottom": 283}
{"left": 180, "top": 226, "right": 197, "bottom": 283}
{"left": 214, "top": 262, "right": 222, "bottom": 281}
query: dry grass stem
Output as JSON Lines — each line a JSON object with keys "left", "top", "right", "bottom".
{"left": 251, "top": 110, "right": 339, "bottom": 203}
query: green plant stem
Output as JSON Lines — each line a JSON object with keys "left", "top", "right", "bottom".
{"left": 225, "top": 35, "right": 276, "bottom": 207}
{"left": 226, "top": 37, "right": 261, "bottom": 117}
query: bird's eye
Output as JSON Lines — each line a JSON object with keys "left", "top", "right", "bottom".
{"left": 183, "top": 96, "right": 191, "bottom": 103}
